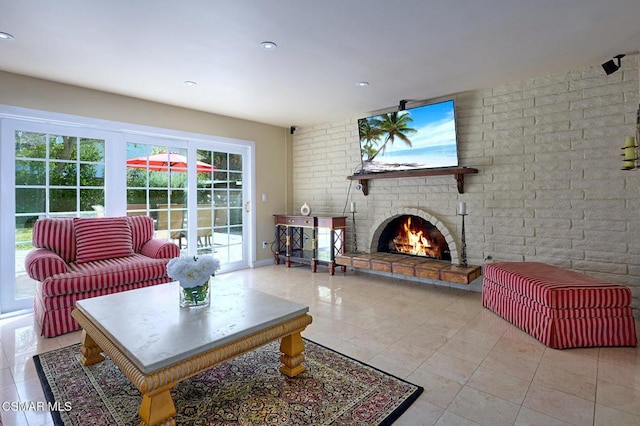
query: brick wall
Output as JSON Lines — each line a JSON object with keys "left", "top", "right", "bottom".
{"left": 292, "top": 54, "right": 640, "bottom": 317}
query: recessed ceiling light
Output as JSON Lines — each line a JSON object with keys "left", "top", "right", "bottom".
{"left": 183, "top": 80, "right": 197, "bottom": 86}
{"left": 260, "top": 41, "right": 277, "bottom": 50}
{"left": 0, "top": 32, "right": 15, "bottom": 40}
{"left": 355, "top": 81, "right": 369, "bottom": 87}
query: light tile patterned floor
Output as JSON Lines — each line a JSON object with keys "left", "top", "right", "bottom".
{"left": 1, "top": 264, "right": 639, "bottom": 425}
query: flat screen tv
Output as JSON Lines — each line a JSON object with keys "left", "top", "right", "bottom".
{"left": 357, "top": 99, "right": 459, "bottom": 174}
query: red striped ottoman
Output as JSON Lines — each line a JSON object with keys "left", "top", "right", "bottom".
{"left": 482, "top": 262, "right": 637, "bottom": 349}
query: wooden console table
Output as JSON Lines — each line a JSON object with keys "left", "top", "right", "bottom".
{"left": 274, "top": 215, "right": 347, "bottom": 275}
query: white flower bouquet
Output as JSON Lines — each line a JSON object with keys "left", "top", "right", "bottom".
{"left": 167, "top": 255, "right": 221, "bottom": 288}
{"left": 167, "top": 255, "right": 221, "bottom": 307}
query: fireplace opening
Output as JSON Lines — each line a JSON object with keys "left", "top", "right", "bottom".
{"left": 376, "top": 215, "right": 451, "bottom": 261}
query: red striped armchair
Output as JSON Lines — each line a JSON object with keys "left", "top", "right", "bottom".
{"left": 25, "top": 216, "right": 180, "bottom": 337}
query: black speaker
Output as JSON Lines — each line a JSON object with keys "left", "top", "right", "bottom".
{"left": 602, "top": 54, "right": 625, "bottom": 75}
{"left": 602, "top": 59, "right": 619, "bottom": 75}
{"left": 290, "top": 126, "right": 296, "bottom": 134}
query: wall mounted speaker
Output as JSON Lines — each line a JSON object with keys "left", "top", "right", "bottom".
{"left": 602, "top": 54, "right": 625, "bottom": 75}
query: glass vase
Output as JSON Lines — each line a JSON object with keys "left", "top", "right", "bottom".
{"left": 179, "top": 280, "right": 210, "bottom": 308}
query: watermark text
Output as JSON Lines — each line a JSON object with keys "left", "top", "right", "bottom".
{"left": 2, "top": 401, "right": 72, "bottom": 412}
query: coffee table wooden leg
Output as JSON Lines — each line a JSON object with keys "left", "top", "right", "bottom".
{"left": 279, "top": 332, "right": 306, "bottom": 377}
{"left": 79, "top": 330, "right": 105, "bottom": 366}
{"left": 139, "top": 386, "right": 176, "bottom": 426}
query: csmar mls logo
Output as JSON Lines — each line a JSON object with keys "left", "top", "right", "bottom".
{"left": 2, "top": 401, "right": 72, "bottom": 412}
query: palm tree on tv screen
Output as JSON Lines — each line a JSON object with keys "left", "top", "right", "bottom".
{"left": 358, "top": 119, "right": 382, "bottom": 159}
{"left": 365, "top": 112, "right": 417, "bottom": 162}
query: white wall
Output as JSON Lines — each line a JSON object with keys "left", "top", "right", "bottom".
{"left": 292, "top": 54, "right": 640, "bottom": 317}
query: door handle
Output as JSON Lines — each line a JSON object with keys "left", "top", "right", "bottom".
{"left": 245, "top": 202, "right": 250, "bottom": 213}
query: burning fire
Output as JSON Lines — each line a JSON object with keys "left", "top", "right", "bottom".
{"left": 391, "top": 217, "right": 442, "bottom": 258}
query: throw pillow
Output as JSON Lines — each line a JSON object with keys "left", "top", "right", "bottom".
{"left": 74, "top": 217, "right": 134, "bottom": 263}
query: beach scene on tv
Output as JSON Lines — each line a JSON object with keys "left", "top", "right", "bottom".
{"left": 358, "top": 100, "right": 459, "bottom": 173}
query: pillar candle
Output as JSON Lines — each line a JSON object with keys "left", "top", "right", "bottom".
{"left": 624, "top": 136, "right": 636, "bottom": 148}
{"left": 624, "top": 146, "right": 637, "bottom": 160}
{"left": 350, "top": 202, "right": 356, "bottom": 213}
{"left": 459, "top": 201, "right": 467, "bottom": 215}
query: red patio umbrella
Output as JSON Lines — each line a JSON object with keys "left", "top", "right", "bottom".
{"left": 126, "top": 152, "right": 213, "bottom": 173}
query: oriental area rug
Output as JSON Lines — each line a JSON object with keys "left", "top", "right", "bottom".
{"left": 34, "top": 339, "right": 423, "bottom": 425}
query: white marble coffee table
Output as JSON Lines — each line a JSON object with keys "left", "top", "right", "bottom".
{"left": 71, "top": 282, "right": 312, "bottom": 426}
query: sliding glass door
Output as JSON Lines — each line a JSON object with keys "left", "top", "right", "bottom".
{"left": 0, "top": 111, "right": 254, "bottom": 315}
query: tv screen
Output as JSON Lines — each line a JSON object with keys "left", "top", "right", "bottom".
{"left": 357, "top": 99, "right": 459, "bottom": 174}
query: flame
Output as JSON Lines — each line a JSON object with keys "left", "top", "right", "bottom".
{"left": 392, "top": 216, "right": 435, "bottom": 256}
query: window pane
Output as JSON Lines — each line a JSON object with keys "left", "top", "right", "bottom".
{"left": 15, "top": 160, "right": 46, "bottom": 185}
{"left": 213, "top": 232, "right": 229, "bottom": 245}
{"left": 170, "top": 190, "right": 187, "bottom": 205}
{"left": 127, "top": 169, "right": 148, "bottom": 187}
{"left": 228, "top": 191, "right": 242, "bottom": 207}
{"left": 197, "top": 208, "right": 213, "bottom": 227}
{"left": 213, "top": 190, "right": 227, "bottom": 205}
{"left": 229, "top": 172, "right": 242, "bottom": 189}
{"left": 214, "top": 208, "right": 228, "bottom": 227}
{"left": 79, "top": 189, "right": 105, "bottom": 212}
{"left": 79, "top": 138, "right": 105, "bottom": 161}
{"left": 213, "top": 171, "right": 228, "bottom": 186}
{"left": 127, "top": 189, "right": 147, "bottom": 205}
{"left": 50, "top": 135, "right": 78, "bottom": 160}
{"left": 196, "top": 176, "right": 210, "bottom": 189}
{"left": 49, "top": 189, "right": 77, "bottom": 212}
{"left": 15, "top": 131, "right": 46, "bottom": 159}
{"left": 196, "top": 189, "right": 211, "bottom": 203}
{"left": 50, "top": 161, "right": 77, "bottom": 186}
{"left": 213, "top": 152, "right": 228, "bottom": 170}
{"left": 229, "top": 208, "right": 243, "bottom": 226}
{"left": 229, "top": 153, "right": 242, "bottom": 171}
{"left": 15, "top": 188, "right": 45, "bottom": 213}
{"left": 169, "top": 172, "right": 186, "bottom": 189}
{"left": 149, "top": 171, "right": 167, "bottom": 188}
{"left": 149, "top": 189, "right": 169, "bottom": 207}
{"left": 80, "top": 163, "right": 105, "bottom": 186}
{"left": 15, "top": 216, "right": 35, "bottom": 265}
{"left": 15, "top": 216, "right": 38, "bottom": 240}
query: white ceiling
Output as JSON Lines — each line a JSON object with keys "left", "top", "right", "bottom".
{"left": 1, "top": 1, "right": 640, "bottom": 129}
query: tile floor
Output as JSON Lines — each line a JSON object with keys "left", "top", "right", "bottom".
{"left": 1, "top": 264, "right": 639, "bottom": 425}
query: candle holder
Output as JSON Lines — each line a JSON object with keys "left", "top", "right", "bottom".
{"left": 458, "top": 212, "right": 468, "bottom": 268}
{"left": 621, "top": 136, "right": 639, "bottom": 170}
{"left": 621, "top": 105, "right": 640, "bottom": 170}
{"left": 350, "top": 209, "right": 358, "bottom": 253}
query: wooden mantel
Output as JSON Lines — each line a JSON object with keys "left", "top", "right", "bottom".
{"left": 347, "top": 166, "right": 478, "bottom": 195}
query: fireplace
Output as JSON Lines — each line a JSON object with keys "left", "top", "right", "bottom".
{"left": 368, "top": 207, "right": 459, "bottom": 265}
{"left": 377, "top": 215, "right": 451, "bottom": 261}
{"left": 335, "top": 207, "right": 481, "bottom": 285}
